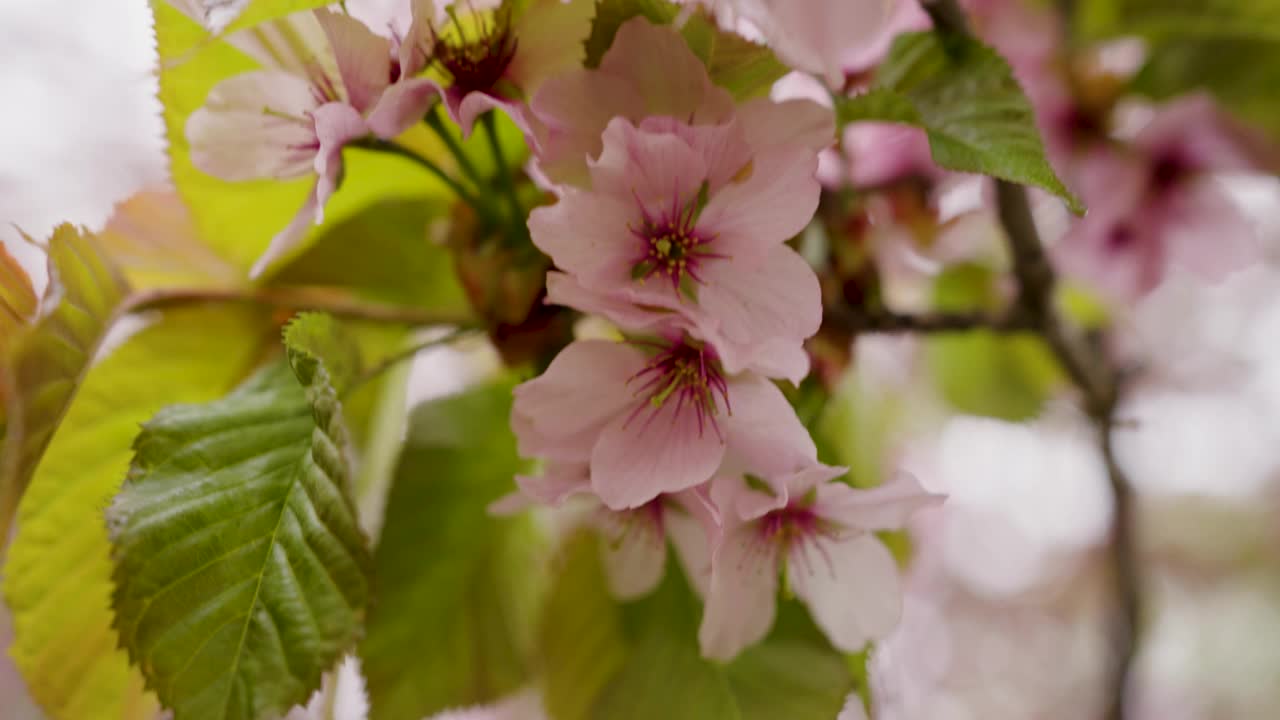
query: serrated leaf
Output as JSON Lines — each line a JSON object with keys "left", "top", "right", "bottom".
{"left": 680, "top": 14, "right": 789, "bottom": 100}
{"left": 3, "top": 307, "right": 268, "bottom": 720}
{"left": 108, "top": 317, "right": 371, "bottom": 720}
{"left": 583, "top": 0, "right": 679, "bottom": 68}
{"left": 537, "top": 533, "right": 628, "bottom": 720}
{"left": 1, "top": 225, "right": 130, "bottom": 548}
{"left": 837, "top": 32, "right": 1080, "bottom": 210}
{"left": 266, "top": 197, "right": 471, "bottom": 318}
{"left": 152, "top": 2, "right": 450, "bottom": 273}
{"left": 0, "top": 241, "right": 38, "bottom": 351}
{"left": 1077, "top": 0, "right": 1280, "bottom": 41}
{"left": 359, "top": 381, "right": 544, "bottom": 720}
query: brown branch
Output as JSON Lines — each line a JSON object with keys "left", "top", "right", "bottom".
{"left": 923, "top": 2, "right": 1139, "bottom": 718}
{"left": 825, "top": 305, "right": 1035, "bottom": 334}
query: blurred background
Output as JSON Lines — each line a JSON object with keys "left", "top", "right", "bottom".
{"left": 3, "top": 0, "right": 1280, "bottom": 719}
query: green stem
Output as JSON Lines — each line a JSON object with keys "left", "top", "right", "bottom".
{"left": 481, "top": 112, "right": 530, "bottom": 244}
{"left": 354, "top": 138, "right": 491, "bottom": 220}
{"left": 344, "top": 328, "right": 479, "bottom": 396}
{"left": 424, "top": 105, "right": 487, "bottom": 189}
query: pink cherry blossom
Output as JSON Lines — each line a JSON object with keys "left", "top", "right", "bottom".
{"left": 510, "top": 337, "right": 818, "bottom": 510}
{"left": 698, "top": 470, "right": 941, "bottom": 660}
{"left": 529, "top": 116, "right": 823, "bottom": 382}
{"left": 187, "top": 9, "right": 438, "bottom": 276}
{"left": 717, "top": 0, "right": 903, "bottom": 89}
{"left": 492, "top": 462, "right": 719, "bottom": 598}
{"left": 391, "top": 0, "right": 594, "bottom": 138}
{"left": 1055, "top": 96, "right": 1271, "bottom": 301}
{"left": 529, "top": 17, "right": 834, "bottom": 187}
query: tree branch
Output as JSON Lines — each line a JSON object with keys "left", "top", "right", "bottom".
{"left": 923, "top": 2, "right": 1139, "bottom": 717}
{"left": 825, "top": 305, "right": 1035, "bottom": 334}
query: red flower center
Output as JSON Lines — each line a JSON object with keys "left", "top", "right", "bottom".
{"left": 629, "top": 187, "right": 723, "bottom": 293}
{"left": 432, "top": 5, "right": 518, "bottom": 96}
{"left": 625, "top": 339, "right": 730, "bottom": 439}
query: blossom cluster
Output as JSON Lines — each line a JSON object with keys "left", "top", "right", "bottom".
{"left": 501, "top": 17, "right": 939, "bottom": 661}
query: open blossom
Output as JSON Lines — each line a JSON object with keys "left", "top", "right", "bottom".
{"left": 699, "top": 469, "right": 941, "bottom": 660}
{"left": 492, "top": 462, "right": 718, "bottom": 598}
{"left": 530, "top": 18, "right": 834, "bottom": 187}
{"left": 1055, "top": 95, "right": 1270, "bottom": 300}
{"left": 188, "top": 9, "right": 438, "bottom": 276}
{"left": 530, "top": 116, "right": 822, "bottom": 382}
{"left": 510, "top": 337, "right": 818, "bottom": 510}
{"left": 393, "top": 0, "right": 594, "bottom": 137}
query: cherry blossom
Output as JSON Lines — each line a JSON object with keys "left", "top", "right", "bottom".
{"left": 529, "top": 17, "right": 834, "bottom": 187}
{"left": 509, "top": 337, "right": 817, "bottom": 510}
{"left": 529, "top": 116, "right": 823, "bottom": 382}
{"left": 188, "top": 9, "right": 438, "bottom": 276}
{"left": 699, "top": 469, "right": 941, "bottom": 660}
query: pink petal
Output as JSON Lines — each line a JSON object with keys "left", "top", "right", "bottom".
{"left": 1162, "top": 180, "right": 1261, "bottom": 284}
{"left": 815, "top": 471, "right": 943, "bottom": 532}
{"left": 694, "top": 245, "right": 821, "bottom": 382}
{"left": 527, "top": 191, "right": 636, "bottom": 288}
{"left": 709, "top": 473, "right": 789, "bottom": 525}
{"left": 312, "top": 101, "right": 370, "bottom": 214}
{"left": 315, "top": 9, "right": 391, "bottom": 113}
{"left": 366, "top": 77, "right": 444, "bottom": 139}
{"left": 589, "top": 117, "right": 709, "bottom": 213}
{"left": 226, "top": 11, "right": 340, "bottom": 85}
{"left": 699, "top": 145, "right": 821, "bottom": 261}
{"left": 723, "top": 374, "right": 819, "bottom": 479}
{"left": 666, "top": 488, "right": 720, "bottom": 597}
{"left": 449, "top": 89, "right": 535, "bottom": 139}
{"left": 736, "top": 96, "right": 835, "bottom": 156}
{"left": 590, "top": 399, "right": 727, "bottom": 510}
{"left": 514, "top": 461, "right": 593, "bottom": 506}
{"left": 251, "top": 182, "right": 320, "bottom": 278}
{"left": 599, "top": 512, "right": 668, "bottom": 599}
{"left": 187, "top": 71, "right": 320, "bottom": 182}
{"left": 698, "top": 523, "right": 779, "bottom": 661}
{"left": 1135, "top": 93, "right": 1276, "bottom": 174}
{"left": 530, "top": 70, "right": 646, "bottom": 187}
{"left": 788, "top": 533, "right": 902, "bottom": 653}
{"left": 506, "top": 0, "right": 595, "bottom": 94}
{"left": 511, "top": 341, "right": 645, "bottom": 461}
{"left": 737, "top": 0, "right": 897, "bottom": 88}
{"left": 399, "top": 0, "right": 437, "bottom": 76}
{"left": 545, "top": 271, "right": 688, "bottom": 334}
{"left": 598, "top": 18, "right": 735, "bottom": 124}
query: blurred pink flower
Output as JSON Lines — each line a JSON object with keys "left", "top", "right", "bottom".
{"left": 698, "top": 470, "right": 940, "bottom": 660}
{"left": 392, "top": 0, "right": 594, "bottom": 138}
{"left": 529, "top": 18, "right": 833, "bottom": 187}
{"left": 529, "top": 116, "right": 822, "bottom": 382}
{"left": 510, "top": 337, "right": 815, "bottom": 510}
{"left": 188, "top": 9, "right": 438, "bottom": 276}
{"left": 1055, "top": 96, "right": 1269, "bottom": 300}
{"left": 492, "top": 462, "right": 719, "bottom": 598}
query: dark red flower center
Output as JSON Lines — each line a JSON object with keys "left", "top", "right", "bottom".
{"left": 625, "top": 340, "right": 730, "bottom": 439}
{"left": 629, "top": 187, "right": 723, "bottom": 294}
{"left": 432, "top": 5, "right": 518, "bottom": 95}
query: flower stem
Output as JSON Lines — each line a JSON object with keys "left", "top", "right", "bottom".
{"left": 344, "top": 327, "right": 479, "bottom": 396}
{"left": 353, "top": 137, "right": 493, "bottom": 221}
{"left": 481, "top": 111, "right": 531, "bottom": 245}
{"left": 424, "top": 105, "right": 487, "bottom": 189}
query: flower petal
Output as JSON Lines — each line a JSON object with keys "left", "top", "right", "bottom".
{"left": 312, "top": 101, "right": 370, "bottom": 214}
{"left": 736, "top": 96, "right": 835, "bottom": 155}
{"left": 694, "top": 245, "right": 821, "bottom": 382}
{"left": 315, "top": 8, "right": 391, "bottom": 113}
{"left": 449, "top": 89, "right": 535, "bottom": 139}
{"left": 545, "top": 271, "right": 687, "bottom": 334}
{"left": 187, "top": 71, "right": 320, "bottom": 182}
{"left": 589, "top": 117, "right": 709, "bottom": 213}
{"left": 667, "top": 489, "right": 720, "bottom": 597}
{"left": 600, "top": 512, "right": 668, "bottom": 599}
{"left": 599, "top": 18, "right": 735, "bottom": 124}
{"left": 788, "top": 533, "right": 902, "bottom": 653}
{"left": 700, "top": 145, "right": 820, "bottom": 261}
{"left": 514, "top": 461, "right": 593, "bottom": 506}
{"left": 528, "top": 190, "right": 636, "bottom": 287}
{"left": 511, "top": 340, "right": 645, "bottom": 460}
{"left": 698, "top": 523, "right": 778, "bottom": 661}
{"left": 506, "top": 0, "right": 594, "bottom": 94}
{"left": 367, "top": 77, "right": 444, "bottom": 139}
{"left": 816, "top": 471, "right": 943, "bottom": 532}
{"left": 590, "top": 398, "right": 727, "bottom": 510}
{"left": 530, "top": 70, "right": 646, "bottom": 187}
{"left": 723, "top": 374, "right": 819, "bottom": 478}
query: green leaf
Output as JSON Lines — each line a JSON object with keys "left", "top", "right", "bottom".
{"left": 0, "top": 241, "right": 38, "bottom": 353}
{"left": 680, "top": 14, "right": 790, "bottom": 100}
{"left": 537, "top": 533, "right": 628, "bottom": 720}
{"left": 595, "top": 568, "right": 740, "bottom": 720}
{"left": 152, "top": 2, "right": 449, "bottom": 273}
{"left": 1077, "top": 0, "right": 1280, "bottom": 41}
{"left": 266, "top": 197, "right": 471, "bottom": 318}
{"left": 836, "top": 32, "right": 1080, "bottom": 211}
{"left": 583, "top": 0, "right": 679, "bottom": 68}
{"left": 3, "top": 307, "right": 268, "bottom": 720}
{"left": 1, "top": 225, "right": 130, "bottom": 549}
{"left": 97, "top": 189, "right": 243, "bottom": 289}
{"left": 108, "top": 315, "right": 371, "bottom": 720}
{"left": 360, "top": 381, "right": 545, "bottom": 720}
{"left": 223, "top": 0, "right": 334, "bottom": 33}
{"left": 925, "top": 264, "right": 1061, "bottom": 421}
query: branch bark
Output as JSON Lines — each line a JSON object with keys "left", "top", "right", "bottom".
{"left": 921, "top": 2, "right": 1139, "bottom": 717}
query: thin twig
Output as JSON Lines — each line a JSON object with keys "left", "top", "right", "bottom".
{"left": 825, "top": 305, "right": 1035, "bottom": 334}
{"left": 481, "top": 112, "right": 530, "bottom": 244}
{"left": 344, "top": 328, "right": 477, "bottom": 395}
{"left": 126, "top": 286, "right": 475, "bottom": 327}
{"left": 424, "top": 105, "right": 487, "bottom": 189}
{"left": 924, "top": 2, "right": 1139, "bottom": 717}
